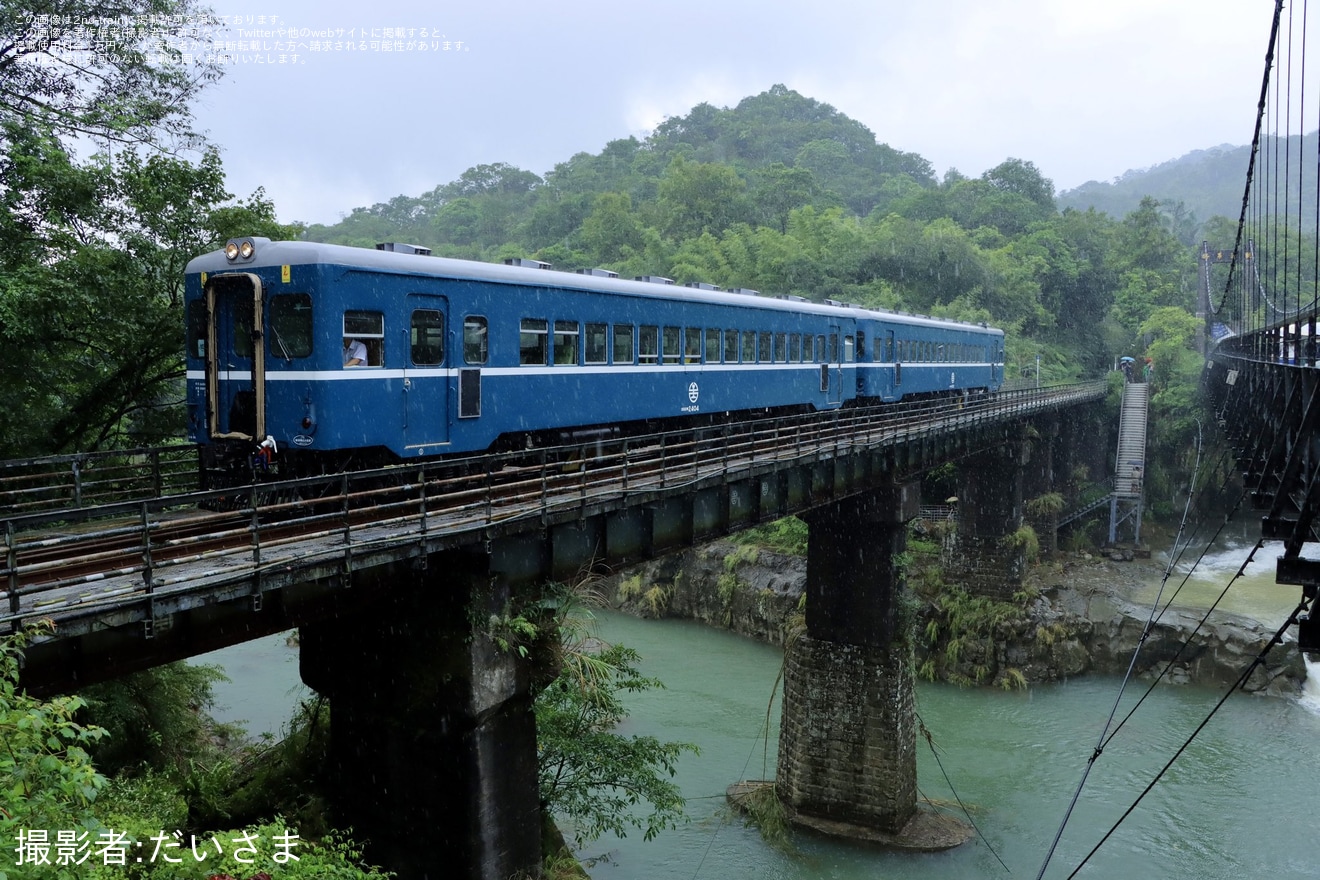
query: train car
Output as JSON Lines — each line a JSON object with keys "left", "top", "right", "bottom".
{"left": 184, "top": 238, "right": 1004, "bottom": 482}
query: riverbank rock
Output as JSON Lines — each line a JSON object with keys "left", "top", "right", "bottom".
{"left": 607, "top": 542, "right": 1307, "bottom": 696}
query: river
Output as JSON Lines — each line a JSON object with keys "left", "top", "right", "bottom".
{"left": 196, "top": 533, "right": 1320, "bottom": 879}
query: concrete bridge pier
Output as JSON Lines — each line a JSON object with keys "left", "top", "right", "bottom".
{"left": 948, "top": 441, "right": 1027, "bottom": 598}
{"left": 300, "top": 553, "right": 542, "bottom": 880}
{"left": 776, "top": 484, "right": 969, "bottom": 847}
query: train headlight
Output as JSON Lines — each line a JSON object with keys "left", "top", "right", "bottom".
{"left": 223, "top": 238, "right": 258, "bottom": 262}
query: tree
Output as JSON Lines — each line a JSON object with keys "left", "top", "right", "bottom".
{"left": 0, "top": 130, "right": 294, "bottom": 456}
{"left": 656, "top": 156, "right": 749, "bottom": 239}
{"left": 982, "top": 158, "right": 1056, "bottom": 212}
{"left": 0, "top": 0, "right": 222, "bottom": 146}
{"left": 536, "top": 642, "right": 696, "bottom": 848}
{"left": 579, "top": 192, "right": 644, "bottom": 265}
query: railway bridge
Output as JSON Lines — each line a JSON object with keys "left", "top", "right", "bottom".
{"left": 3, "top": 384, "right": 1108, "bottom": 879}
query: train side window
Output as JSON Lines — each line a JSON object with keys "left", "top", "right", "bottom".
{"left": 759, "top": 332, "right": 772, "bottom": 363}
{"left": 463, "top": 316, "right": 488, "bottom": 364}
{"left": 872, "top": 336, "right": 881, "bottom": 361}
{"left": 704, "top": 328, "right": 721, "bottom": 363}
{"left": 724, "top": 329, "right": 738, "bottom": 363}
{"left": 343, "top": 310, "right": 383, "bottom": 366}
{"left": 613, "top": 324, "right": 634, "bottom": 364}
{"left": 843, "top": 335, "right": 855, "bottom": 363}
{"left": 520, "top": 318, "right": 548, "bottom": 366}
{"left": 856, "top": 331, "right": 866, "bottom": 361}
{"left": 817, "top": 335, "right": 826, "bottom": 362}
{"left": 639, "top": 326, "right": 659, "bottom": 364}
{"left": 270, "top": 294, "right": 313, "bottom": 359}
{"left": 585, "top": 323, "right": 608, "bottom": 364}
{"left": 828, "top": 333, "right": 839, "bottom": 363}
{"left": 410, "top": 309, "right": 445, "bottom": 366}
{"left": 804, "top": 335, "right": 814, "bottom": 362}
{"left": 741, "top": 331, "right": 755, "bottom": 363}
{"left": 774, "top": 332, "right": 787, "bottom": 363}
{"left": 187, "top": 300, "right": 207, "bottom": 359}
{"left": 554, "top": 320, "right": 579, "bottom": 365}
{"left": 790, "top": 333, "right": 801, "bottom": 363}
{"left": 663, "top": 326, "right": 682, "bottom": 364}
{"left": 686, "top": 328, "right": 703, "bottom": 364}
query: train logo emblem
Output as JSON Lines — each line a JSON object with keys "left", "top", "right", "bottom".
{"left": 688, "top": 382, "right": 700, "bottom": 404}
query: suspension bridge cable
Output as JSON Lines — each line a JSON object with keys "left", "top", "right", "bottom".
{"left": 1104, "top": 536, "right": 1261, "bottom": 751}
{"left": 1034, "top": 415, "right": 1208, "bottom": 879}
{"left": 1217, "top": 0, "right": 1286, "bottom": 319}
{"left": 1062, "top": 597, "right": 1310, "bottom": 879}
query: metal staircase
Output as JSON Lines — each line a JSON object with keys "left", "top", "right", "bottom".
{"left": 1108, "top": 380, "right": 1149, "bottom": 544}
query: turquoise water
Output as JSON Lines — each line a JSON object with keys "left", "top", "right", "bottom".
{"left": 197, "top": 541, "right": 1320, "bottom": 879}
{"left": 579, "top": 611, "right": 1319, "bottom": 879}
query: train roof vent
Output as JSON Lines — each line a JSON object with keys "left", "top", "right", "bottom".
{"left": 505, "top": 258, "right": 553, "bottom": 270}
{"left": 728, "top": 287, "right": 760, "bottom": 296}
{"left": 576, "top": 267, "right": 619, "bottom": 278}
{"left": 635, "top": 275, "right": 674, "bottom": 285}
{"left": 846, "top": 302, "right": 863, "bottom": 309}
{"left": 685, "top": 281, "right": 722, "bottom": 291}
{"left": 780, "top": 294, "right": 807, "bottom": 303}
{"left": 376, "top": 242, "right": 432, "bottom": 256}
{"left": 824, "top": 299, "right": 845, "bottom": 307}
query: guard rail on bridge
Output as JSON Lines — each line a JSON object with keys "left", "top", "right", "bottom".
{"left": 1, "top": 446, "right": 199, "bottom": 515}
{"left": 3, "top": 382, "right": 1107, "bottom": 647}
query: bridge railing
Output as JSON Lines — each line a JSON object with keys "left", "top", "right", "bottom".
{"left": 0, "top": 445, "right": 199, "bottom": 515}
{"left": 2, "top": 381, "right": 1108, "bottom": 632}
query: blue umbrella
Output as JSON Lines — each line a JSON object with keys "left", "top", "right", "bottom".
{"left": 1120, "top": 356, "right": 1136, "bottom": 362}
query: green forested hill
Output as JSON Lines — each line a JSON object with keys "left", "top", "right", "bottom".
{"left": 1058, "top": 134, "right": 1320, "bottom": 237}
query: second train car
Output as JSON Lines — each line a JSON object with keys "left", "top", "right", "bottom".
{"left": 184, "top": 238, "right": 1005, "bottom": 480}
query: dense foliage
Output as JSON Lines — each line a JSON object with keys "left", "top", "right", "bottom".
{"left": 0, "top": 1, "right": 299, "bottom": 458}
{"left": 0, "top": 625, "right": 387, "bottom": 880}
{"left": 535, "top": 642, "right": 695, "bottom": 848}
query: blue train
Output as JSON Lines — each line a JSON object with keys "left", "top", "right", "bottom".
{"left": 184, "top": 238, "right": 1005, "bottom": 481}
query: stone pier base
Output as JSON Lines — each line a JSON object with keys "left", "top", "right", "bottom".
{"left": 777, "top": 633, "right": 917, "bottom": 832}
{"left": 772, "top": 634, "right": 971, "bottom": 850}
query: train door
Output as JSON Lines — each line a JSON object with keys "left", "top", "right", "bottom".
{"left": 824, "top": 325, "right": 843, "bottom": 405}
{"left": 888, "top": 329, "right": 900, "bottom": 398}
{"left": 205, "top": 273, "right": 265, "bottom": 440}
{"left": 402, "top": 294, "right": 451, "bottom": 452}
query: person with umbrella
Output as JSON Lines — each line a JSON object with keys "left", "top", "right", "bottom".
{"left": 1120, "top": 356, "right": 1135, "bottom": 382}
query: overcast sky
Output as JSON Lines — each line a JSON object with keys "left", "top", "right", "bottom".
{"left": 196, "top": 0, "right": 1283, "bottom": 227}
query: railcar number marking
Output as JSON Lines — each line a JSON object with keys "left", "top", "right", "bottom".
{"left": 680, "top": 381, "right": 701, "bottom": 413}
